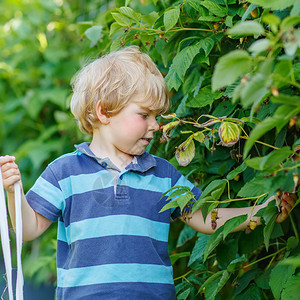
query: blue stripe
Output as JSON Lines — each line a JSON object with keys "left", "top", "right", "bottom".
{"left": 59, "top": 171, "right": 114, "bottom": 198}
{"left": 64, "top": 215, "right": 169, "bottom": 244}
{"left": 56, "top": 235, "right": 170, "bottom": 269}
{"left": 57, "top": 264, "right": 174, "bottom": 287}
{"left": 174, "top": 175, "right": 195, "bottom": 190}
{"left": 31, "top": 176, "right": 64, "bottom": 211}
{"left": 120, "top": 174, "right": 171, "bottom": 193}
{"left": 58, "top": 220, "right": 68, "bottom": 243}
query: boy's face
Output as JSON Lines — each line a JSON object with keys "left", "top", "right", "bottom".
{"left": 103, "top": 99, "right": 160, "bottom": 157}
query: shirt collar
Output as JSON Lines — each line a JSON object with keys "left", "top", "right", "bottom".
{"left": 75, "top": 142, "right": 156, "bottom": 173}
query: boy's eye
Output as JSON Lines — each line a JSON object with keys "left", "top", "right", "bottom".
{"left": 140, "top": 113, "right": 149, "bottom": 119}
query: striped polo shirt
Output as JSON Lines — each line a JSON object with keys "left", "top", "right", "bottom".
{"left": 26, "top": 142, "right": 201, "bottom": 299}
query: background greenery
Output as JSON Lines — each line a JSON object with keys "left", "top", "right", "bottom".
{"left": 0, "top": 0, "right": 299, "bottom": 299}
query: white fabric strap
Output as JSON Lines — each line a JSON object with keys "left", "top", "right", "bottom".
{"left": 0, "top": 168, "right": 24, "bottom": 300}
{"left": 14, "top": 182, "right": 24, "bottom": 300}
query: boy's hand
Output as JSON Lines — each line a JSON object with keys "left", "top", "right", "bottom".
{"left": 276, "top": 192, "right": 297, "bottom": 223}
{"left": 0, "top": 155, "right": 22, "bottom": 193}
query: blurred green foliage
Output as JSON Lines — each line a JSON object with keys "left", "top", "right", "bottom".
{"left": 1, "top": 0, "right": 300, "bottom": 299}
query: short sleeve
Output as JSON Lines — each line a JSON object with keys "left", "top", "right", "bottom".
{"left": 26, "top": 165, "right": 65, "bottom": 222}
{"left": 169, "top": 164, "right": 202, "bottom": 220}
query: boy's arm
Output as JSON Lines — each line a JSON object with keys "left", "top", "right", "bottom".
{"left": 182, "top": 193, "right": 296, "bottom": 235}
{"left": 0, "top": 155, "right": 52, "bottom": 241}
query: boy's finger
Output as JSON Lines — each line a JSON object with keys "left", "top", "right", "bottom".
{"left": 0, "top": 155, "right": 16, "bottom": 165}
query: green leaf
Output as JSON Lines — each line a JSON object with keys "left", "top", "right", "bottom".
{"left": 205, "top": 270, "right": 230, "bottom": 300}
{"left": 111, "top": 12, "right": 132, "bottom": 26}
{"left": 244, "top": 105, "right": 300, "bottom": 157}
{"left": 212, "top": 50, "right": 252, "bottom": 91}
{"left": 198, "top": 16, "right": 222, "bottom": 22}
{"left": 248, "top": 0, "right": 295, "bottom": 10}
{"left": 85, "top": 25, "right": 103, "bottom": 47}
{"left": 259, "top": 147, "right": 293, "bottom": 170}
{"left": 218, "top": 121, "right": 241, "bottom": 147}
{"left": 281, "top": 273, "right": 300, "bottom": 300}
{"left": 281, "top": 15, "right": 300, "bottom": 31}
{"left": 269, "top": 264, "right": 296, "bottom": 300}
{"left": 270, "top": 94, "right": 300, "bottom": 106}
{"left": 223, "top": 215, "right": 248, "bottom": 239}
{"left": 262, "top": 201, "right": 278, "bottom": 251}
{"left": 173, "top": 43, "right": 201, "bottom": 81}
{"left": 203, "top": 227, "right": 223, "bottom": 261}
{"left": 249, "top": 39, "right": 271, "bottom": 54}
{"left": 170, "top": 251, "right": 190, "bottom": 265}
{"left": 199, "top": 37, "right": 215, "bottom": 56}
{"left": 193, "top": 131, "right": 205, "bottom": 143}
{"left": 200, "top": 0, "right": 227, "bottom": 17}
{"left": 287, "top": 236, "right": 299, "bottom": 251}
{"left": 164, "top": 7, "right": 180, "bottom": 31}
{"left": 142, "top": 11, "right": 159, "bottom": 26}
{"left": 165, "top": 65, "right": 182, "bottom": 91}
{"left": 262, "top": 14, "right": 280, "bottom": 33}
{"left": 186, "top": 85, "right": 222, "bottom": 108}
{"left": 175, "top": 137, "right": 196, "bottom": 166}
{"left": 188, "top": 233, "right": 210, "bottom": 266}
{"left": 227, "top": 21, "right": 265, "bottom": 37}
{"left": 227, "top": 256, "right": 247, "bottom": 273}
{"left": 226, "top": 159, "right": 249, "bottom": 180}
{"left": 192, "top": 179, "right": 227, "bottom": 215}
{"left": 118, "top": 7, "right": 141, "bottom": 22}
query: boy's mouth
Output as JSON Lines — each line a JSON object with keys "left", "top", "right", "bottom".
{"left": 141, "top": 137, "right": 152, "bottom": 144}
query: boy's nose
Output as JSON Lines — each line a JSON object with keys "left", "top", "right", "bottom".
{"left": 149, "top": 117, "right": 159, "bottom": 132}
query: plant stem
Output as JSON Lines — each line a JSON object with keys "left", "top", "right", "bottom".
{"left": 206, "top": 193, "right": 268, "bottom": 204}
{"left": 240, "top": 136, "right": 279, "bottom": 150}
{"left": 289, "top": 213, "right": 299, "bottom": 242}
{"left": 242, "top": 247, "right": 287, "bottom": 270}
{"left": 173, "top": 270, "right": 193, "bottom": 281}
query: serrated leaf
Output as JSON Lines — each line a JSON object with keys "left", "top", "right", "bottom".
{"left": 259, "top": 147, "right": 293, "bottom": 171}
{"left": 200, "top": 0, "right": 227, "bottom": 17}
{"left": 187, "top": 85, "right": 222, "bottom": 108}
{"left": 111, "top": 12, "right": 132, "bottom": 26}
{"left": 227, "top": 20, "right": 265, "bottom": 37}
{"left": 212, "top": 50, "right": 252, "bottom": 91}
{"left": 175, "top": 138, "right": 195, "bottom": 166}
{"left": 227, "top": 255, "right": 247, "bottom": 272}
{"left": 199, "top": 37, "right": 215, "bottom": 56}
{"left": 198, "top": 16, "right": 222, "bottom": 22}
{"left": 269, "top": 264, "right": 296, "bottom": 300}
{"left": 165, "top": 65, "right": 182, "bottom": 91}
{"left": 110, "top": 22, "right": 122, "bottom": 36}
{"left": 203, "top": 227, "right": 223, "bottom": 261}
{"left": 173, "top": 43, "right": 201, "bottom": 81}
{"left": 164, "top": 7, "right": 180, "bottom": 31}
{"left": 219, "top": 121, "right": 241, "bottom": 147}
{"left": 205, "top": 270, "right": 230, "bottom": 300}
{"left": 142, "top": 11, "right": 159, "bottom": 26}
{"left": 223, "top": 215, "right": 248, "bottom": 239}
{"left": 188, "top": 233, "right": 210, "bottom": 266}
{"left": 118, "top": 7, "right": 141, "bottom": 22}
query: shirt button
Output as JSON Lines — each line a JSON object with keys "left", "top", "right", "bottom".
{"left": 101, "top": 162, "right": 108, "bottom": 168}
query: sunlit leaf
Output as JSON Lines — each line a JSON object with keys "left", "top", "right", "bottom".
{"left": 175, "top": 137, "right": 195, "bottom": 166}
{"left": 219, "top": 121, "right": 241, "bottom": 147}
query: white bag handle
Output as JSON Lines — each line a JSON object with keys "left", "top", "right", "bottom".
{"left": 0, "top": 168, "right": 24, "bottom": 300}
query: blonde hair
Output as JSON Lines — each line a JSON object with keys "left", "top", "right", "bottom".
{"left": 70, "top": 46, "right": 169, "bottom": 135}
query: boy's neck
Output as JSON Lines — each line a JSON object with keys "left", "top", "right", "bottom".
{"left": 89, "top": 132, "right": 134, "bottom": 171}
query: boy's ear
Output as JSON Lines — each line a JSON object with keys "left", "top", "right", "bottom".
{"left": 96, "top": 102, "right": 110, "bottom": 125}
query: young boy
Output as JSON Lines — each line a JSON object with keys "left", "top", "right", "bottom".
{"left": 0, "top": 46, "right": 295, "bottom": 299}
